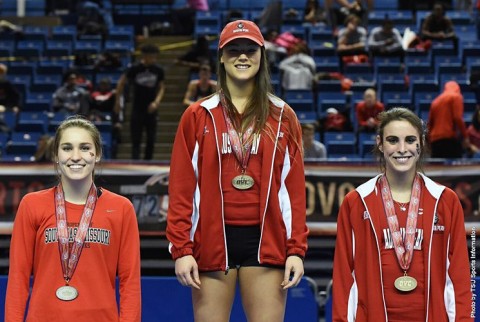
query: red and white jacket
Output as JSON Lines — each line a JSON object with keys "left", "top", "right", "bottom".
{"left": 166, "top": 94, "right": 309, "bottom": 272}
{"left": 333, "top": 173, "right": 473, "bottom": 321}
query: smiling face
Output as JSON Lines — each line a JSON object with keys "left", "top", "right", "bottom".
{"left": 56, "top": 127, "right": 98, "bottom": 187}
{"left": 220, "top": 38, "right": 261, "bottom": 86}
{"left": 376, "top": 120, "right": 421, "bottom": 176}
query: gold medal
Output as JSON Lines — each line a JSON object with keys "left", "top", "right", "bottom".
{"left": 232, "top": 174, "right": 254, "bottom": 190}
{"left": 394, "top": 275, "right": 417, "bottom": 292}
{"left": 56, "top": 285, "right": 79, "bottom": 301}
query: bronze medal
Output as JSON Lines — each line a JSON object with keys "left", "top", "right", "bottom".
{"left": 56, "top": 285, "right": 79, "bottom": 301}
{"left": 232, "top": 174, "right": 254, "bottom": 190}
{"left": 394, "top": 275, "right": 417, "bottom": 292}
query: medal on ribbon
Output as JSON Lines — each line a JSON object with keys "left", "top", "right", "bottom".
{"left": 379, "top": 174, "right": 422, "bottom": 292}
{"left": 220, "top": 91, "right": 256, "bottom": 190}
{"left": 54, "top": 183, "right": 98, "bottom": 301}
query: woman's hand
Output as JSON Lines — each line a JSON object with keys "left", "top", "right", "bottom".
{"left": 281, "top": 255, "right": 304, "bottom": 289}
{"left": 175, "top": 255, "right": 201, "bottom": 289}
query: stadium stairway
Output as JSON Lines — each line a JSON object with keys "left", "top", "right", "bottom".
{"left": 115, "top": 35, "right": 192, "bottom": 161}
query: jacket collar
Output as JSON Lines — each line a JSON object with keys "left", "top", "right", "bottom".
{"left": 200, "top": 93, "right": 285, "bottom": 110}
{"left": 356, "top": 172, "right": 445, "bottom": 199}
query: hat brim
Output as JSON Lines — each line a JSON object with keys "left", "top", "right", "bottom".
{"left": 219, "top": 35, "right": 264, "bottom": 49}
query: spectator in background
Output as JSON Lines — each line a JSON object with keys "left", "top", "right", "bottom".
{"left": 182, "top": 64, "right": 217, "bottom": 106}
{"left": 52, "top": 73, "right": 90, "bottom": 115}
{"left": 467, "top": 107, "right": 480, "bottom": 157}
{"left": 303, "top": 0, "right": 328, "bottom": 26}
{"left": 428, "top": 81, "right": 471, "bottom": 158}
{"left": 420, "top": 2, "right": 458, "bottom": 53}
{"left": 336, "top": 14, "right": 368, "bottom": 60}
{"left": 278, "top": 42, "right": 316, "bottom": 90}
{"left": 302, "top": 123, "right": 327, "bottom": 159}
{"left": 0, "top": 63, "right": 21, "bottom": 115}
{"left": 356, "top": 88, "right": 384, "bottom": 133}
{"left": 171, "top": 0, "right": 209, "bottom": 35}
{"left": 175, "top": 35, "right": 215, "bottom": 74}
{"left": 327, "top": 0, "right": 369, "bottom": 29}
{"left": 89, "top": 78, "right": 121, "bottom": 159}
{"left": 367, "top": 18, "right": 404, "bottom": 59}
{"left": 115, "top": 44, "right": 165, "bottom": 160}
{"left": 264, "top": 29, "right": 288, "bottom": 70}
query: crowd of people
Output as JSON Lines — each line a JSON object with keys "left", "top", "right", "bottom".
{"left": 2, "top": 0, "right": 478, "bottom": 161}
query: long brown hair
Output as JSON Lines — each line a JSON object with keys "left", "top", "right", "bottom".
{"left": 216, "top": 46, "right": 273, "bottom": 135}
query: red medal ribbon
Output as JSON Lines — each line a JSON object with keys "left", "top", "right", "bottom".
{"left": 55, "top": 183, "right": 97, "bottom": 284}
{"left": 219, "top": 90, "right": 255, "bottom": 172}
{"left": 379, "top": 174, "right": 422, "bottom": 271}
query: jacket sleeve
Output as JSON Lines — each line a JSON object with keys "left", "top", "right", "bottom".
{"left": 284, "top": 110, "right": 309, "bottom": 258}
{"left": 166, "top": 106, "right": 199, "bottom": 260}
{"left": 117, "top": 199, "right": 142, "bottom": 322}
{"left": 444, "top": 190, "right": 474, "bottom": 321}
{"left": 5, "top": 196, "right": 36, "bottom": 322}
{"left": 332, "top": 192, "right": 357, "bottom": 322}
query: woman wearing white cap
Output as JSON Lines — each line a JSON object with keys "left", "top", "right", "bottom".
{"left": 166, "top": 20, "right": 309, "bottom": 321}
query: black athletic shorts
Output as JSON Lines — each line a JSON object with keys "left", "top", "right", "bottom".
{"left": 225, "top": 225, "right": 283, "bottom": 269}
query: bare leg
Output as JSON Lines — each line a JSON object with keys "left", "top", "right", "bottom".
{"left": 192, "top": 270, "right": 238, "bottom": 322}
{"left": 238, "top": 267, "right": 287, "bottom": 322}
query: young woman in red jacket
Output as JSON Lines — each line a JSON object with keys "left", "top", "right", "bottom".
{"left": 333, "top": 107, "right": 472, "bottom": 321}
{"left": 167, "top": 20, "right": 309, "bottom": 322}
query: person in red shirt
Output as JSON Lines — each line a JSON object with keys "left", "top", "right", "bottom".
{"left": 428, "top": 81, "right": 471, "bottom": 158}
{"left": 5, "top": 116, "right": 141, "bottom": 322}
{"left": 355, "top": 88, "right": 385, "bottom": 132}
{"left": 333, "top": 107, "right": 472, "bottom": 321}
{"left": 166, "top": 20, "right": 308, "bottom": 322}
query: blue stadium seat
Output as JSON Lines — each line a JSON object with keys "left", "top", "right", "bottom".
{"left": 414, "top": 92, "right": 438, "bottom": 114}
{"left": 455, "top": 25, "right": 477, "bottom": 42}
{"left": 6, "top": 132, "right": 42, "bottom": 156}
{"left": 74, "top": 39, "right": 103, "bottom": 55}
{"left": 284, "top": 90, "right": 314, "bottom": 112}
{"left": 314, "top": 56, "right": 340, "bottom": 73}
{"left": 51, "top": 25, "right": 77, "bottom": 42}
{"left": 16, "top": 112, "right": 48, "bottom": 133}
{"left": 368, "top": 10, "right": 413, "bottom": 25}
{"left": 382, "top": 91, "right": 412, "bottom": 109}
{"left": 8, "top": 61, "right": 37, "bottom": 77}
{"left": 48, "top": 112, "right": 73, "bottom": 132}
{"left": 23, "top": 26, "right": 49, "bottom": 42}
{"left": 315, "top": 80, "right": 344, "bottom": 93}
{"left": 324, "top": 131, "right": 357, "bottom": 158}
{"left": 195, "top": 10, "right": 221, "bottom": 34}
{"left": 2, "top": 111, "right": 17, "bottom": 130}
{"left": 343, "top": 63, "right": 372, "bottom": 75}
{"left": 309, "top": 27, "right": 334, "bottom": 45}
{"left": 311, "top": 44, "right": 336, "bottom": 57}
{"left": 431, "top": 41, "right": 456, "bottom": 57}
{"left": 280, "top": 25, "right": 307, "bottom": 40}
{"left": 16, "top": 40, "right": 45, "bottom": 55}
{"left": 317, "top": 92, "right": 347, "bottom": 116}
{"left": 45, "top": 40, "right": 73, "bottom": 57}
{"left": 358, "top": 132, "right": 376, "bottom": 158}
{"left": 104, "top": 40, "right": 133, "bottom": 55}
{"left": 297, "top": 111, "right": 318, "bottom": 124}
{"left": 24, "top": 92, "right": 53, "bottom": 112}
{"left": 447, "top": 10, "right": 472, "bottom": 25}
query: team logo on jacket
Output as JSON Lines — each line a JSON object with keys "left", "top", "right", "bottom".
{"left": 383, "top": 228, "right": 423, "bottom": 250}
{"left": 221, "top": 132, "right": 261, "bottom": 154}
{"left": 433, "top": 212, "right": 445, "bottom": 232}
